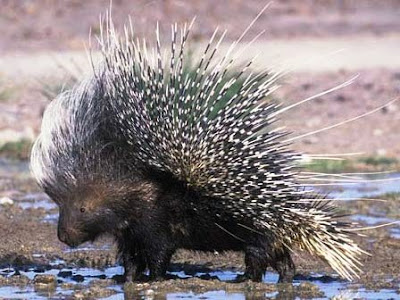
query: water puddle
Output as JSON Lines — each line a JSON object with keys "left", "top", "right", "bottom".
{"left": 167, "top": 291, "right": 248, "bottom": 300}
{"left": 168, "top": 286, "right": 400, "bottom": 300}
{"left": 0, "top": 159, "right": 31, "bottom": 177}
{"left": 349, "top": 215, "right": 400, "bottom": 239}
{"left": 313, "top": 172, "right": 400, "bottom": 239}
{"left": 319, "top": 172, "right": 400, "bottom": 199}
{"left": 63, "top": 244, "right": 112, "bottom": 253}
{"left": 0, "top": 263, "right": 123, "bottom": 299}
{"left": 0, "top": 264, "right": 399, "bottom": 299}
{"left": 18, "top": 199, "right": 56, "bottom": 211}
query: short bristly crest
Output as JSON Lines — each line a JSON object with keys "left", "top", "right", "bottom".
{"left": 95, "top": 14, "right": 367, "bottom": 280}
{"left": 30, "top": 78, "right": 134, "bottom": 200}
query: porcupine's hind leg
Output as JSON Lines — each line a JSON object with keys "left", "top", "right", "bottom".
{"left": 239, "top": 245, "right": 295, "bottom": 283}
{"left": 242, "top": 245, "right": 268, "bottom": 282}
{"left": 267, "top": 247, "right": 295, "bottom": 283}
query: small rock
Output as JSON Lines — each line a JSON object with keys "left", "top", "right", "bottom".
{"left": 72, "top": 274, "right": 85, "bottom": 282}
{"left": 60, "top": 282, "right": 75, "bottom": 290}
{"left": 73, "top": 286, "right": 117, "bottom": 299}
{"left": 301, "top": 83, "right": 312, "bottom": 91}
{"left": 135, "top": 283, "right": 150, "bottom": 289}
{"left": 1, "top": 253, "right": 32, "bottom": 266}
{"left": 335, "top": 94, "right": 347, "bottom": 102}
{"left": 34, "top": 274, "right": 57, "bottom": 285}
{"left": 363, "top": 82, "right": 374, "bottom": 90}
{"left": 373, "top": 129, "right": 383, "bottom": 136}
{"left": 0, "top": 197, "right": 14, "bottom": 205}
{"left": 73, "top": 291, "right": 85, "bottom": 299}
{"left": 34, "top": 274, "right": 57, "bottom": 291}
{"left": 387, "top": 104, "right": 398, "bottom": 113}
{"left": 58, "top": 270, "right": 73, "bottom": 278}
{"left": 33, "top": 267, "right": 46, "bottom": 273}
{"left": 377, "top": 149, "right": 387, "bottom": 156}
{"left": 296, "top": 282, "right": 324, "bottom": 298}
{"left": 143, "top": 289, "right": 155, "bottom": 296}
{"left": 303, "top": 137, "right": 319, "bottom": 145}
{"left": 306, "top": 117, "right": 322, "bottom": 128}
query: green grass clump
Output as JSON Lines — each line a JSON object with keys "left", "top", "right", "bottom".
{"left": 302, "top": 156, "right": 400, "bottom": 173}
{"left": 0, "top": 77, "right": 17, "bottom": 102}
{"left": 358, "top": 156, "right": 399, "bottom": 167}
{"left": 0, "top": 139, "right": 32, "bottom": 160}
{"left": 301, "top": 159, "right": 350, "bottom": 173}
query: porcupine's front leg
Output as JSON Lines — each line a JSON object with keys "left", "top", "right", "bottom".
{"left": 146, "top": 246, "right": 175, "bottom": 281}
{"left": 117, "top": 231, "right": 147, "bottom": 282}
{"left": 122, "top": 249, "right": 147, "bottom": 282}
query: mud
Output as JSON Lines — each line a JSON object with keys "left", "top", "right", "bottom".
{"left": 0, "top": 159, "right": 399, "bottom": 299}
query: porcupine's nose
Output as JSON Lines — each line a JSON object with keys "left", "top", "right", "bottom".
{"left": 57, "top": 228, "right": 68, "bottom": 244}
{"left": 57, "top": 227, "right": 79, "bottom": 247}
{"left": 57, "top": 220, "right": 79, "bottom": 247}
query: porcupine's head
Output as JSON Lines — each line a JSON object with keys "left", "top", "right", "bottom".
{"left": 30, "top": 78, "right": 140, "bottom": 247}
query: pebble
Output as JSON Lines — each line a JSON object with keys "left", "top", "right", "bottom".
{"left": 0, "top": 197, "right": 14, "bottom": 205}
{"left": 143, "top": 289, "right": 155, "bottom": 296}
{"left": 373, "top": 129, "right": 383, "bottom": 136}
{"left": 377, "top": 148, "right": 387, "bottom": 156}
{"left": 33, "top": 274, "right": 57, "bottom": 291}
{"left": 33, "top": 274, "right": 57, "bottom": 285}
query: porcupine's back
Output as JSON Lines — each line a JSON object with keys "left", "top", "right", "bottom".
{"left": 94, "top": 17, "right": 367, "bottom": 280}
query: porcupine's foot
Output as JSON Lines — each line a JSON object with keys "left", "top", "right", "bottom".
{"left": 147, "top": 247, "right": 175, "bottom": 281}
{"left": 119, "top": 235, "right": 147, "bottom": 282}
{"left": 237, "top": 246, "right": 268, "bottom": 282}
{"left": 123, "top": 252, "right": 147, "bottom": 282}
{"left": 239, "top": 246, "right": 295, "bottom": 283}
{"left": 269, "top": 249, "right": 295, "bottom": 284}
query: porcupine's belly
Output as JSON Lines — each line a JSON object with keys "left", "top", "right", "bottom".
{"left": 175, "top": 220, "right": 249, "bottom": 252}
{"left": 167, "top": 191, "right": 252, "bottom": 252}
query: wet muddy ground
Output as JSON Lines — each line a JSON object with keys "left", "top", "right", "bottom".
{"left": 0, "top": 158, "right": 399, "bottom": 299}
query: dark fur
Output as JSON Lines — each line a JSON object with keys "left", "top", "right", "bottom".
{"left": 56, "top": 170, "right": 295, "bottom": 283}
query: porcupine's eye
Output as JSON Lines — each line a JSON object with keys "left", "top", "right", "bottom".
{"left": 80, "top": 207, "right": 86, "bottom": 213}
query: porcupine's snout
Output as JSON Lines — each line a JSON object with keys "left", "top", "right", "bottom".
{"left": 57, "top": 225, "right": 78, "bottom": 247}
{"left": 57, "top": 207, "right": 90, "bottom": 248}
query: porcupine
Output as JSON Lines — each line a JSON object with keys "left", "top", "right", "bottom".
{"left": 30, "top": 15, "right": 368, "bottom": 283}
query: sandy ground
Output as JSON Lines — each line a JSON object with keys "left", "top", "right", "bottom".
{"left": 1, "top": 0, "right": 400, "bottom": 53}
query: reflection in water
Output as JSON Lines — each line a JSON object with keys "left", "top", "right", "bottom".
{"left": 1, "top": 265, "right": 400, "bottom": 299}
